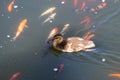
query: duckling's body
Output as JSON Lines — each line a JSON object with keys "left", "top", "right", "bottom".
{"left": 51, "top": 34, "right": 95, "bottom": 52}
{"left": 62, "top": 37, "right": 95, "bottom": 52}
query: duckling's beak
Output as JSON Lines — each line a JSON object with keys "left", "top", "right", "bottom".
{"left": 46, "top": 38, "right": 52, "bottom": 44}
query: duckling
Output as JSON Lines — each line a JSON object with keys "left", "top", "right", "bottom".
{"left": 51, "top": 33, "right": 95, "bottom": 52}
{"left": 47, "top": 26, "right": 95, "bottom": 53}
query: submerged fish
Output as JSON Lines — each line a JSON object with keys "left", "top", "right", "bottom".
{"left": 58, "top": 64, "right": 64, "bottom": 73}
{"left": 73, "top": 0, "right": 78, "bottom": 8}
{"left": 108, "top": 73, "right": 120, "bottom": 78}
{"left": 54, "top": 64, "right": 64, "bottom": 80}
{"left": 9, "top": 72, "right": 20, "bottom": 80}
{"left": 90, "top": 2, "right": 107, "bottom": 12}
{"left": 39, "top": 7, "right": 56, "bottom": 17}
{"left": 60, "top": 23, "right": 70, "bottom": 34}
{"left": 80, "top": 1, "right": 86, "bottom": 11}
{"left": 80, "top": 16, "right": 91, "bottom": 28}
{"left": 47, "top": 27, "right": 58, "bottom": 40}
{"left": 42, "top": 13, "right": 56, "bottom": 24}
{"left": 83, "top": 32, "right": 95, "bottom": 40}
{"left": 13, "top": 19, "right": 27, "bottom": 41}
{"left": 7, "top": 0, "right": 15, "bottom": 13}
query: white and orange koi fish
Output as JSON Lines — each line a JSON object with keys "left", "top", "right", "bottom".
{"left": 13, "top": 19, "right": 28, "bottom": 41}
{"left": 39, "top": 7, "right": 56, "bottom": 17}
{"left": 47, "top": 27, "right": 58, "bottom": 40}
{"left": 60, "top": 23, "right": 70, "bottom": 34}
{"left": 42, "top": 13, "right": 56, "bottom": 24}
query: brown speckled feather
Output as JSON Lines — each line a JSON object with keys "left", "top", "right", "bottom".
{"left": 62, "top": 37, "right": 95, "bottom": 52}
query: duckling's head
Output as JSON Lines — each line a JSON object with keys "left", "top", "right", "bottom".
{"left": 47, "top": 33, "right": 63, "bottom": 46}
{"left": 53, "top": 36, "right": 63, "bottom": 44}
{"left": 52, "top": 35, "right": 67, "bottom": 50}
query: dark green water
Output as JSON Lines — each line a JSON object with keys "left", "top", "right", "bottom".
{"left": 0, "top": 0, "right": 120, "bottom": 80}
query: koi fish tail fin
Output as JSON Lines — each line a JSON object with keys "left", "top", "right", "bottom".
{"left": 12, "top": 37, "right": 16, "bottom": 41}
{"left": 38, "top": 15, "right": 42, "bottom": 19}
{"left": 39, "top": 14, "right": 45, "bottom": 18}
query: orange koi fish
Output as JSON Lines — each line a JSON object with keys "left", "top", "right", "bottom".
{"left": 54, "top": 64, "right": 64, "bottom": 80}
{"left": 80, "top": 1, "right": 86, "bottom": 10}
{"left": 8, "top": 0, "right": 15, "bottom": 13}
{"left": 108, "top": 73, "right": 120, "bottom": 78}
{"left": 10, "top": 72, "right": 20, "bottom": 80}
{"left": 73, "top": 0, "right": 78, "bottom": 8}
{"left": 96, "top": 2, "right": 107, "bottom": 10}
{"left": 83, "top": 32, "right": 95, "bottom": 40}
{"left": 47, "top": 27, "right": 58, "bottom": 40}
{"left": 80, "top": 16, "right": 91, "bottom": 28}
{"left": 87, "top": 33, "right": 95, "bottom": 40}
{"left": 13, "top": 19, "right": 27, "bottom": 41}
{"left": 90, "top": 2, "right": 107, "bottom": 12}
